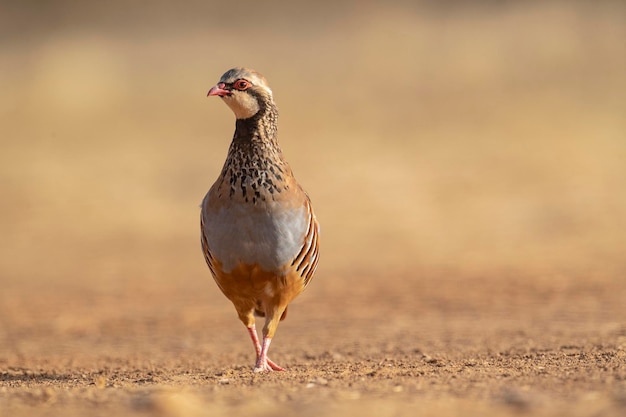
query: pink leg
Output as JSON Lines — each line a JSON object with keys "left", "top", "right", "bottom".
{"left": 246, "top": 325, "right": 262, "bottom": 356}
{"left": 246, "top": 325, "right": 284, "bottom": 372}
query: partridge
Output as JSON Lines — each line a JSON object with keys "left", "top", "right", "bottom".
{"left": 201, "top": 68, "right": 320, "bottom": 372}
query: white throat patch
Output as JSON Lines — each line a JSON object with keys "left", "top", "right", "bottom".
{"left": 223, "top": 93, "right": 260, "bottom": 119}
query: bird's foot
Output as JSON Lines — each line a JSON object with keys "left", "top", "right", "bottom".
{"left": 253, "top": 357, "right": 285, "bottom": 372}
{"left": 252, "top": 336, "right": 285, "bottom": 372}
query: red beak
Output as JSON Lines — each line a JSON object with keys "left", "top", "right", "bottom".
{"left": 207, "top": 82, "right": 230, "bottom": 97}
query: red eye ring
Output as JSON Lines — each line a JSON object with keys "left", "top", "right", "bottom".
{"left": 234, "top": 79, "right": 251, "bottom": 90}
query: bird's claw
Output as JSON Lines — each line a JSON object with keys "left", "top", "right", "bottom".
{"left": 254, "top": 357, "right": 285, "bottom": 372}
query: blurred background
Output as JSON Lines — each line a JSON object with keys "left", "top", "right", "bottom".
{"left": 1, "top": 0, "right": 625, "bottom": 297}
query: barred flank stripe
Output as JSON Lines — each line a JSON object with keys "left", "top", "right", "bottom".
{"left": 291, "top": 203, "right": 313, "bottom": 269}
{"left": 200, "top": 215, "right": 217, "bottom": 278}
{"left": 291, "top": 198, "right": 320, "bottom": 288}
{"left": 302, "top": 225, "right": 319, "bottom": 287}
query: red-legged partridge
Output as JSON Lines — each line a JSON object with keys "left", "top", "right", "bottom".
{"left": 201, "top": 68, "right": 320, "bottom": 372}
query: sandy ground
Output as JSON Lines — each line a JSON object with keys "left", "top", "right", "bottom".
{"left": 1, "top": 1, "right": 626, "bottom": 416}
{"left": 1, "top": 267, "right": 626, "bottom": 416}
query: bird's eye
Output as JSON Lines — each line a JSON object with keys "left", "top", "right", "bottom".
{"left": 234, "top": 80, "right": 250, "bottom": 90}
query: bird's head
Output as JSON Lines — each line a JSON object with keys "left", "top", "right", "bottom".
{"left": 207, "top": 67, "right": 274, "bottom": 120}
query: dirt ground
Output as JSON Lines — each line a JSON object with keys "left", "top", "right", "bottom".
{"left": 1, "top": 266, "right": 626, "bottom": 417}
{"left": 1, "top": 1, "right": 626, "bottom": 416}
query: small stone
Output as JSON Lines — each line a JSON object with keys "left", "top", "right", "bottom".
{"left": 95, "top": 376, "right": 107, "bottom": 389}
{"left": 314, "top": 377, "right": 328, "bottom": 385}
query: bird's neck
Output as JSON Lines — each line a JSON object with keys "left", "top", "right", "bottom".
{"left": 230, "top": 103, "right": 283, "bottom": 160}
{"left": 222, "top": 103, "right": 288, "bottom": 179}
